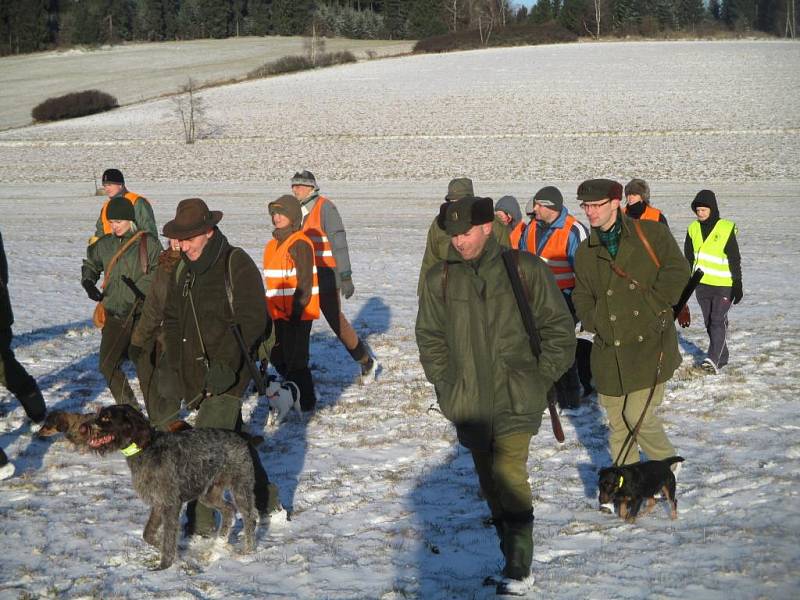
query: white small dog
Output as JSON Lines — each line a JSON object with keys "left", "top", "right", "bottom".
{"left": 265, "top": 376, "right": 301, "bottom": 425}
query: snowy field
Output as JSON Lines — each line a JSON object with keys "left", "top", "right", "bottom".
{"left": 0, "top": 36, "right": 414, "bottom": 131}
{"left": 1, "top": 41, "right": 799, "bottom": 599}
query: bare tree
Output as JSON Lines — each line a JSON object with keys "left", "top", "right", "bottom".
{"left": 445, "top": 0, "right": 461, "bottom": 31}
{"left": 303, "top": 19, "right": 326, "bottom": 66}
{"left": 173, "top": 78, "right": 204, "bottom": 144}
{"left": 787, "top": 0, "right": 797, "bottom": 38}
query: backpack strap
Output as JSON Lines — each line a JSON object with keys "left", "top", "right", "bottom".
{"left": 633, "top": 220, "right": 661, "bottom": 269}
{"left": 138, "top": 233, "right": 148, "bottom": 275}
{"left": 100, "top": 231, "right": 145, "bottom": 290}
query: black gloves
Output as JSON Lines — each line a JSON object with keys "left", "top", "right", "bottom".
{"left": 204, "top": 361, "right": 236, "bottom": 395}
{"left": 731, "top": 280, "right": 743, "bottom": 305}
{"left": 82, "top": 280, "right": 103, "bottom": 302}
{"left": 340, "top": 274, "right": 355, "bottom": 300}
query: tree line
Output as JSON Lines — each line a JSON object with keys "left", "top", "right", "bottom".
{"left": 1, "top": 0, "right": 796, "bottom": 56}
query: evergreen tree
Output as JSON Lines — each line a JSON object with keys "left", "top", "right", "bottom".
{"left": 709, "top": 0, "right": 721, "bottom": 20}
{"left": 406, "top": 0, "right": 447, "bottom": 38}
{"left": 1, "top": 0, "right": 49, "bottom": 54}
{"left": 382, "top": 0, "right": 409, "bottom": 38}
{"left": 676, "top": 0, "right": 704, "bottom": 28}
{"left": 529, "top": 0, "right": 554, "bottom": 24}
{"left": 271, "top": 0, "right": 313, "bottom": 35}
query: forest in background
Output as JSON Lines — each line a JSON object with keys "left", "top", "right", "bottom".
{"left": 1, "top": 0, "right": 796, "bottom": 56}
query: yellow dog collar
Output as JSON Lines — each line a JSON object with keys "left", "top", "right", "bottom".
{"left": 121, "top": 442, "right": 142, "bottom": 457}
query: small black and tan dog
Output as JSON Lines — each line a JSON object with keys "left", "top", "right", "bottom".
{"left": 598, "top": 456, "right": 684, "bottom": 523}
{"left": 84, "top": 405, "right": 258, "bottom": 569}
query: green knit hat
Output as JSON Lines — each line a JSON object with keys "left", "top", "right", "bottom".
{"left": 106, "top": 196, "right": 134, "bottom": 221}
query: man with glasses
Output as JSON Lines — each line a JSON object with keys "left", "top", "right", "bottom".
{"left": 572, "top": 180, "right": 688, "bottom": 496}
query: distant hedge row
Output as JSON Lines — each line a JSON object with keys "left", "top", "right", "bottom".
{"left": 414, "top": 22, "right": 578, "bottom": 53}
{"left": 32, "top": 90, "right": 118, "bottom": 122}
{"left": 247, "top": 51, "right": 357, "bottom": 79}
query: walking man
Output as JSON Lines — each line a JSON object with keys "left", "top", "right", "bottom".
{"left": 290, "top": 171, "right": 377, "bottom": 383}
{"left": 161, "top": 198, "right": 279, "bottom": 535}
{"left": 519, "top": 186, "right": 588, "bottom": 410}
{"left": 572, "top": 179, "right": 689, "bottom": 477}
{"left": 90, "top": 168, "right": 157, "bottom": 245}
{"left": 416, "top": 196, "right": 575, "bottom": 596}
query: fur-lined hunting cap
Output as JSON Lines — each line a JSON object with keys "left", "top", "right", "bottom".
{"left": 443, "top": 196, "right": 494, "bottom": 236}
{"left": 624, "top": 178, "right": 650, "bottom": 203}
{"left": 162, "top": 198, "right": 222, "bottom": 240}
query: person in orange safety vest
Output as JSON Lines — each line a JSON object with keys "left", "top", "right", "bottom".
{"left": 623, "top": 178, "right": 669, "bottom": 227}
{"left": 264, "top": 194, "right": 320, "bottom": 411}
{"left": 290, "top": 170, "right": 378, "bottom": 384}
{"left": 494, "top": 195, "right": 525, "bottom": 249}
{"left": 520, "top": 186, "right": 589, "bottom": 410}
{"left": 91, "top": 168, "right": 158, "bottom": 245}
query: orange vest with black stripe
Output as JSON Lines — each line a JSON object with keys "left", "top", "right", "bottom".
{"left": 100, "top": 192, "right": 143, "bottom": 234}
{"left": 531, "top": 214, "right": 578, "bottom": 290}
{"left": 262, "top": 231, "right": 320, "bottom": 321}
{"left": 624, "top": 204, "right": 663, "bottom": 222}
{"left": 509, "top": 220, "right": 524, "bottom": 249}
{"left": 301, "top": 197, "right": 336, "bottom": 269}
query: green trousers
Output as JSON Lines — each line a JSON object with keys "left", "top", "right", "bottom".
{"left": 470, "top": 432, "right": 534, "bottom": 580}
{"left": 99, "top": 314, "right": 151, "bottom": 409}
{"left": 599, "top": 383, "right": 676, "bottom": 466}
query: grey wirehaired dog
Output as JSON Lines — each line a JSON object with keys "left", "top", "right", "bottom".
{"left": 85, "top": 405, "right": 258, "bottom": 569}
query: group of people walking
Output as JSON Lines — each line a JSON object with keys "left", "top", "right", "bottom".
{"left": 416, "top": 176, "right": 742, "bottom": 595}
{"left": 1, "top": 169, "right": 743, "bottom": 596}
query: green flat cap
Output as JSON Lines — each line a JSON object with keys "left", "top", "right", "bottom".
{"left": 577, "top": 179, "right": 623, "bottom": 202}
{"left": 444, "top": 196, "right": 494, "bottom": 236}
{"left": 445, "top": 177, "right": 475, "bottom": 201}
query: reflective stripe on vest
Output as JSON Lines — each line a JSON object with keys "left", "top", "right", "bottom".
{"left": 688, "top": 219, "right": 735, "bottom": 286}
{"left": 530, "top": 214, "right": 580, "bottom": 290}
{"left": 101, "top": 192, "right": 142, "bottom": 234}
{"left": 302, "top": 197, "right": 337, "bottom": 268}
{"left": 262, "top": 231, "right": 320, "bottom": 321}
{"left": 624, "top": 204, "right": 663, "bottom": 222}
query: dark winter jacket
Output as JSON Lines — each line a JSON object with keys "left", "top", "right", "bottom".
{"left": 416, "top": 237, "right": 575, "bottom": 451}
{"left": 131, "top": 249, "right": 182, "bottom": 350}
{"left": 81, "top": 229, "right": 162, "bottom": 319}
{"left": 417, "top": 214, "right": 511, "bottom": 296}
{"left": 162, "top": 229, "right": 267, "bottom": 402}
{"left": 573, "top": 215, "right": 690, "bottom": 396}
{"left": 0, "top": 231, "right": 12, "bottom": 329}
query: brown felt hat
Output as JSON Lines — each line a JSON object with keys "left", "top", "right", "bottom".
{"left": 162, "top": 198, "right": 222, "bottom": 240}
{"left": 577, "top": 179, "right": 623, "bottom": 202}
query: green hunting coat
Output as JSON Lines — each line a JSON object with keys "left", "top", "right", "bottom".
{"left": 417, "top": 215, "right": 511, "bottom": 296}
{"left": 416, "top": 237, "right": 575, "bottom": 451}
{"left": 81, "top": 230, "right": 162, "bottom": 319}
{"left": 572, "top": 215, "right": 690, "bottom": 397}
{"left": 162, "top": 229, "right": 267, "bottom": 402}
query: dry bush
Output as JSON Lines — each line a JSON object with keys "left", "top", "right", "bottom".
{"left": 247, "top": 51, "right": 357, "bottom": 79}
{"left": 414, "top": 22, "right": 577, "bottom": 53}
{"left": 31, "top": 90, "right": 118, "bottom": 122}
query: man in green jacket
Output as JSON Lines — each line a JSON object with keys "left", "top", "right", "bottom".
{"left": 82, "top": 197, "right": 162, "bottom": 407}
{"left": 416, "top": 196, "right": 575, "bottom": 596}
{"left": 161, "top": 198, "right": 279, "bottom": 536}
{"left": 416, "top": 177, "right": 511, "bottom": 296}
{"left": 572, "top": 179, "right": 689, "bottom": 476}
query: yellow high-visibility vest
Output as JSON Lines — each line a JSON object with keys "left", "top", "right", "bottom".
{"left": 688, "top": 219, "right": 736, "bottom": 286}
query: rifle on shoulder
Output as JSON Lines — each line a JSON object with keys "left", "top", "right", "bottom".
{"left": 501, "top": 250, "right": 565, "bottom": 443}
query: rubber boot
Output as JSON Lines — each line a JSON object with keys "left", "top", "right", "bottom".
{"left": 502, "top": 510, "right": 534, "bottom": 580}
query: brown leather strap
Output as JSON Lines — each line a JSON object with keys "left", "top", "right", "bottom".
{"left": 633, "top": 220, "right": 661, "bottom": 268}
{"left": 100, "top": 231, "right": 145, "bottom": 290}
{"left": 138, "top": 233, "right": 148, "bottom": 275}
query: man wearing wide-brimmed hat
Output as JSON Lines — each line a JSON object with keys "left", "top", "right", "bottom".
{"left": 416, "top": 196, "right": 574, "bottom": 595}
{"left": 416, "top": 177, "right": 511, "bottom": 296}
{"left": 161, "top": 198, "right": 280, "bottom": 535}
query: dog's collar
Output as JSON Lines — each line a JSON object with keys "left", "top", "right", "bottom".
{"left": 120, "top": 442, "right": 143, "bottom": 457}
{"left": 615, "top": 475, "right": 624, "bottom": 490}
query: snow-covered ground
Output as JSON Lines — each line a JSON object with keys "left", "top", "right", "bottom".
{"left": 1, "top": 41, "right": 799, "bottom": 599}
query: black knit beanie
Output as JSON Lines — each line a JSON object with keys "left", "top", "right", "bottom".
{"left": 106, "top": 196, "right": 135, "bottom": 221}
{"left": 102, "top": 168, "right": 125, "bottom": 185}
